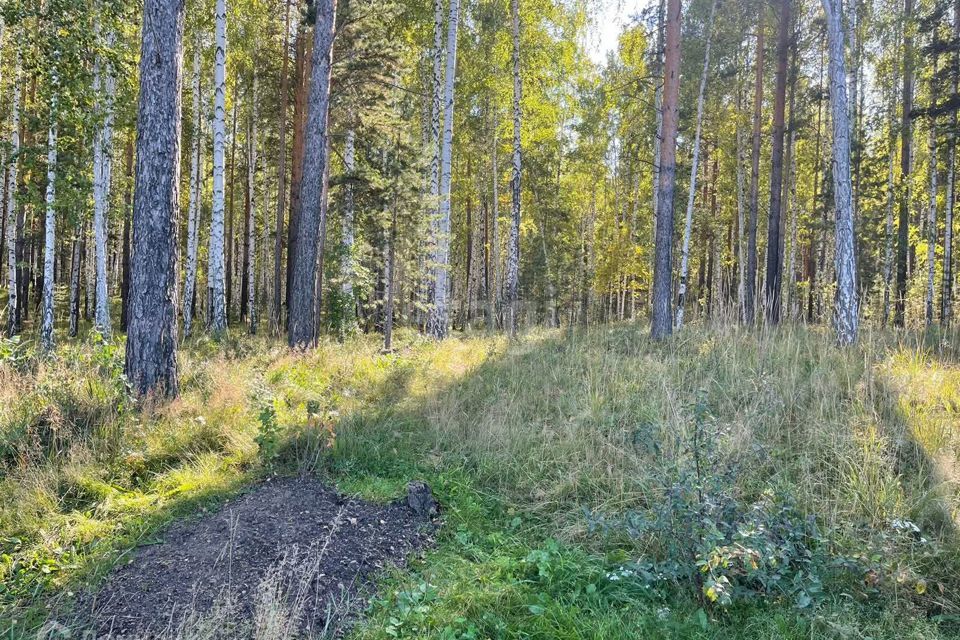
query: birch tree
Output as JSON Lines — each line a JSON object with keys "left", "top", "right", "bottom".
{"left": 5, "top": 53, "right": 20, "bottom": 337}
{"left": 93, "top": 27, "right": 116, "bottom": 337}
{"left": 208, "top": 0, "right": 228, "bottom": 335}
{"left": 246, "top": 75, "right": 258, "bottom": 335}
{"left": 675, "top": 0, "right": 717, "bottom": 329}
{"left": 40, "top": 74, "right": 58, "bottom": 352}
{"left": 822, "top": 0, "right": 858, "bottom": 345}
{"left": 183, "top": 38, "right": 203, "bottom": 337}
{"left": 745, "top": 10, "right": 764, "bottom": 325}
{"left": 505, "top": 0, "right": 521, "bottom": 336}
{"left": 340, "top": 126, "right": 356, "bottom": 332}
{"left": 427, "top": 0, "right": 461, "bottom": 339}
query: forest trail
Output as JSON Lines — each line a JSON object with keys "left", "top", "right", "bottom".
{"left": 71, "top": 477, "right": 437, "bottom": 639}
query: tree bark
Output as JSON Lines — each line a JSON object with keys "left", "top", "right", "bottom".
{"left": 5, "top": 54, "right": 19, "bottom": 337}
{"left": 895, "top": 0, "right": 914, "bottom": 327}
{"left": 822, "top": 0, "right": 858, "bottom": 345}
{"left": 245, "top": 75, "right": 258, "bottom": 335}
{"left": 40, "top": 93, "right": 58, "bottom": 352}
{"left": 208, "top": 0, "right": 228, "bottom": 335}
{"left": 288, "top": 0, "right": 337, "bottom": 348}
{"left": 121, "top": 136, "right": 132, "bottom": 331}
{"left": 340, "top": 126, "right": 356, "bottom": 333}
{"left": 650, "top": 0, "right": 681, "bottom": 340}
{"left": 427, "top": 0, "right": 461, "bottom": 339}
{"left": 93, "top": 28, "right": 116, "bottom": 337}
{"left": 926, "top": 57, "right": 939, "bottom": 327}
{"left": 675, "top": 0, "right": 717, "bottom": 329}
{"left": 124, "top": 0, "right": 185, "bottom": 396}
{"left": 183, "top": 37, "right": 202, "bottom": 337}
{"left": 944, "top": 0, "right": 958, "bottom": 324}
{"left": 506, "top": 0, "right": 522, "bottom": 336}
{"left": 273, "top": 0, "right": 292, "bottom": 334}
{"left": 764, "top": 0, "right": 790, "bottom": 323}
{"left": 745, "top": 10, "right": 763, "bottom": 325}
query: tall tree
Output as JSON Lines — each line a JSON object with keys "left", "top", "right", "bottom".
{"left": 895, "top": 0, "right": 914, "bottom": 327}
{"left": 651, "top": 0, "right": 681, "bottom": 340}
{"left": 676, "top": 0, "right": 718, "bottom": 329}
{"left": 426, "top": 0, "right": 462, "bottom": 339}
{"left": 765, "top": 0, "right": 790, "bottom": 323}
{"left": 272, "top": 0, "right": 293, "bottom": 334}
{"left": 209, "top": 0, "right": 228, "bottom": 335}
{"left": 288, "top": 0, "right": 337, "bottom": 348}
{"left": 745, "top": 9, "right": 764, "bottom": 325}
{"left": 183, "top": 36, "right": 203, "bottom": 338}
{"left": 506, "top": 0, "right": 521, "bottom": 336}
{"left": 125, "top": 0, "right": 186, "bottom": 396}
{"left": 40, "top": 70, "right": 58, "bottom": 352}
{"left": 93, "top": 25, "right": 116, "bottom": 337}
{"left": 822, "top": 0, "right": 858, "bottom": 345}
{"left": 5, "top": 51, "right": 20, "bottom": 337}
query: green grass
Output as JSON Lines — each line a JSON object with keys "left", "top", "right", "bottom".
{"left": 1, "top": 322, "right": 959, "bottom": 638}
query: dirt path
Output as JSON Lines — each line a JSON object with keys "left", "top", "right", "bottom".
{"left": 74, "top": 476, "right": 437, "bottom": 638}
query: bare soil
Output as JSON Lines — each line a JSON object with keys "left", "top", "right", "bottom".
{"left": 74, "top": 476, "right": 437, "bottom": 638}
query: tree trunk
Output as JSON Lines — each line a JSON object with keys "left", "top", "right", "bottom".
{"left": 927, "top": 57, "right": 939, "bottom": 327}
{"left": 745, "top": 10, "right": 763, "bottom": 325}
{"left": 40, "top": 97, "right": 58, "bottom": 352}
{"left": 273, "top": 0, "right": 292, "bottom": 335}
{"left": 505, "top": 0, "right": 522, "bottom": 336}
{"left": 288, "top": 0, "right": 337, "bottom": 348}
{"left": 93, "top": 29, "right": 116, "bottom": 337}
{"left": 675, "top": 0, "right": 717, "bottom": 329}
{"left": 651, "top": 0, "right": 666, "bottom": 253}
{"left": 121, "top": 137, "right": 133, "bottom": 331}
{"left": 245, "top": 76, "right": 258, "bottom": 335}
{"left": 208, "top": 0, "right": 228, "bottom": 335}
{"left": 822, "top": 0, "right": 858, "bottom": 345}
{"left": 183, "top": 38, "right": 202, "bottom": 338}
{"left": 944, "top": 0, "right": 958, "bottom": 324}
{"left": 895, "top": 0, "right": 914, "bottom": 327}
{"left": 426, "top": 0, "right": 461, "bottom": 339}
{"left": 5, "top": 56, "right": 19, "bottom": 337}
{"left": 286, "top": 24, "right": 310, "bottom": 331}
{"left": 650, "top": 0, "right": 681, "bottom": 340}
{"left": 69, "top": 225, "right": 82, "bottom": 337}
{"left": 340, "top": 126, "right": 356, "bottom": 333}
{"left": 764, "top": 0, "right": 790, "bottom": 323}
{"left": 124, "top": 0, "right": 185, "bottom": 397}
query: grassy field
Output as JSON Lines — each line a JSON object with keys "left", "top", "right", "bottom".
{"left": 1, "top": 322, "right": 959, "bottom": 638}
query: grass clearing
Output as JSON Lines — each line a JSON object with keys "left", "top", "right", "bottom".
{"left": 1, "top": 323, "right": 959, "bottom": 638}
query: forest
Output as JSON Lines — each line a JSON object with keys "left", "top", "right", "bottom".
{"left": 1, "top": 0, "right": 960, "bottom": 637}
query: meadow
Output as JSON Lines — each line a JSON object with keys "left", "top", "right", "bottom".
{"left": 1, "top": 321, "right": 959, "bottom": 638}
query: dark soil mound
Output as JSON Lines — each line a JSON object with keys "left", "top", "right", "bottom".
{"left": 78, "top": 476, "right": 437, "bottom": 638}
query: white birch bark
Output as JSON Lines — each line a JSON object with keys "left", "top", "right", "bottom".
{"left": 424, "top": 0, "right": 443, "bottom": 318}
{"left": 505, "top": 0, "right": 522, "bottom": 336}
{"left": 41, "top": 90, "right": 58, "bottom": 351}
{"left": 427, "top": 0, "right": 461, "bottom": 339}
{"left": 93, "top": 29, "right": 116, "bottom": 337}
{"left": 675, "top": 0, "right": 717, "bottom": 329}
{"left": 183, "top": 39, "right": 203, "bottom": 337}
{"left": 822, "top": 0, "right": 858, "bottom": 345}
{"left": 208, "top": 0, "right": 228, "bottom": 334}
{"left": 6, "top": 53, "right": 19, "bottom": 336}
{"left": 246, "top": 75, "right": 258, "bottom": 335}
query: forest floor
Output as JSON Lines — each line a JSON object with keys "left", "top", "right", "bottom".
{"left": 1, "top": 322, "right": 960, "bottom": 639}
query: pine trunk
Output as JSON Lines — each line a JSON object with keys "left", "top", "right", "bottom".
{"left": 124, "top": 0, "right": 185, "bottom": 397}
{"left": 764, "top": 0, "right": 790, "bottom": 323}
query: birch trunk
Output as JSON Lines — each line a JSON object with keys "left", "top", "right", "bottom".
{"left": 424, "top": 0, "right": 443, "bottom": 326}
{"left": 675, "top": 0, "right": 717, "bottom": 329}
{"left": 93, "top": 29, "right": 116, "bottom": 337}
{"left": 69, "top": 225, "right": 81, "bottom": 337}
{"left": 822, "top": 0, "right": 858, "bottom": 345}
{"left": 6, "top": 56, "right": 19, "bottom": 336}
{"left": 183, "top": 38, "right": 202, "bottom": 337}
{"left": 426, "top": 0, "right": 461, "bottom": 339}
{"left": 487, "top": 108, "right": 499, "bottom": 330}
{"left": 208, "top": 0, "right": 228, "bottom": 335}
{"left": 40, "top": 96, "right": 57, "bottom": 352}
{"left": 505, "top": 0, "right": 522, "bottom": 336}
{"left": 288, "top": 0, "right": 336, "bottom": 348}
{"left": 246, "top": 77, "right": 258, "bottom": 335}
{"left": 745, "top": 13, "right": 763, "bottom": 325}
{"left": 650, "top": 0, "right": 681, "bottom": 340}
{"left": 125, "top": 0, "right": 185, "bottom": 397}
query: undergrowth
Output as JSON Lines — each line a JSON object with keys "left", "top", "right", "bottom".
{"left": 0, "top": 322, "right": 958, "bottom": 638}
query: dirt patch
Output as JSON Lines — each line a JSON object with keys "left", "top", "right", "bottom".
{"left": 74, "top": 476, "right": 437, "bottom": 638}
